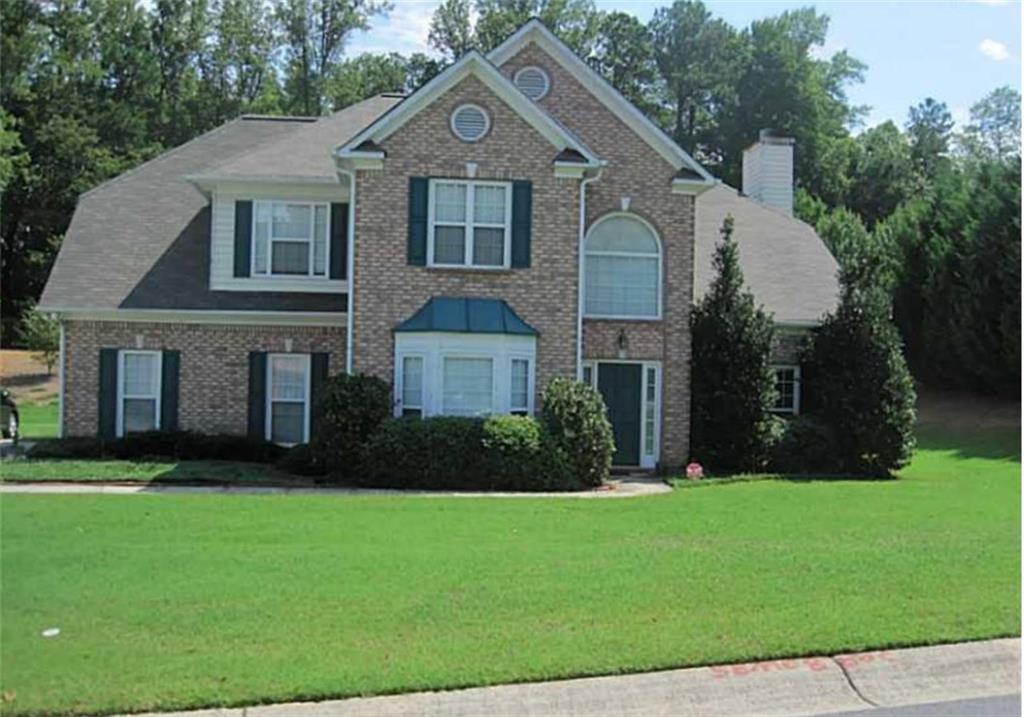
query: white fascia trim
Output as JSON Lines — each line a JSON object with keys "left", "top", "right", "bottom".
{"left": 334, "top": 50, "right": 599, "bottom": 165}
{"left": 671, "top": 178, "right": 717, "bottom": 196}
{"left": 45, "top": 308, "right": 346, "bottom": 327}
{"left": 488, "top": 20, "right": 713, "bottom": 182}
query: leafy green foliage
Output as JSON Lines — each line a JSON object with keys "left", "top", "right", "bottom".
{"left": 540, "top": 377, "right": 614, "bottom": 487}
{"left": 310, "top": 372, "right": 392, "bottom": 478}
{"left": 690, "top": 216, "right": 776, "bottom": 473}
{"left": 28, "top": 431, "right": 285, "bottom": 462}
{"left": 17, "top": 305, "right": 59, "bottom": 375}
{"left": 769, "top": 415, "right": 840, "bottom": 475}
{"left": 361, "top": 415, "right": 574, "bottom": 491}
{"left": 802, "top": 271, "right": 917, "bottom": 477}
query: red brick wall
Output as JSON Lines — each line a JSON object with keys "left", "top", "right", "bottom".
{"left": 62, "top": 320, "right": 344, "bottom": 437}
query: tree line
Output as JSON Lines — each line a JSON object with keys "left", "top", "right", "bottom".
{"left": 2, "top": 0, "right": 1019, "bottom": 396}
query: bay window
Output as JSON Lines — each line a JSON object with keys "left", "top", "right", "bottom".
{"left": 253, "top": 201, "right": 329, "bottom": 277}
{"left": 428, "top": 180, "right": 511, "bottom": 268}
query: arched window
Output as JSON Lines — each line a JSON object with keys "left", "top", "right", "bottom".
{"left": 584, "top": 214, "right": 661, "bottom": 318}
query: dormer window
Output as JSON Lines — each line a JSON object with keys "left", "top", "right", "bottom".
{"left": 513, "top": 66, "right": 550, "bottom": 100}
{"left": 253, "top": 201, "right": 329, "bottom": 277}
{"left": 451, "top": 104, "right": 490, "bottom": 142}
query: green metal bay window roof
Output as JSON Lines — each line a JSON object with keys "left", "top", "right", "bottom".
{"left": 395, "top": 297, "right": 538, "bottom": 336}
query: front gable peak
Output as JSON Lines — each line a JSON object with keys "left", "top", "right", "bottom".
{"left": 335, "top": 50, "right": 599, "bottom": 171}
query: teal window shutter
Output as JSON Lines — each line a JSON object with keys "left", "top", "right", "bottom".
{"left": 98, "top": 348, "right": 118, "bottom": 439}
{"left": 248, "top": 352, "right": 267, "bottom": 440}
{"left": 310, "top": 353, "right": 330, "bottom": 439}
{"left": 234, "top": 200, "right": 253, "bottom": 277}
{"left": 161, "top": 350, "right": 180, "bottom": 431}
{"left": 407, "top": 177, "right": 428, "bottom": 265}
{"left": 330, "top": 203, "right": 347, "bottom": 279}
{"left": 511, "top": 180, "right": 532, "bottom": 268}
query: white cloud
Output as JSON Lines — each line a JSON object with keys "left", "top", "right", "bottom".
{"left": 951, "top": 105, "right": 970, "bottom": 129}
{"left": 809, "top": 39, "right": 847, "bottom": 61}
{"left": 979, "top": 38, "right": 1011, "bottom": 61}
{"left": 348, "top": 1, "right": 440, "bottom": 57}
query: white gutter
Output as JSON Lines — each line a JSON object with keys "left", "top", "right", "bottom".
{"left": 336, "top": 167, "right": 357, "bottom": 373}
{"left": 576, "top": 163, "right": 605, "bottom": 379}
{"left": 57, "top": 320, "right": 65, "bottom": 438}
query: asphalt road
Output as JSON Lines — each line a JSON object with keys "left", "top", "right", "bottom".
{"left": 822, "top": 693, "right": 1021, "bottom": 717}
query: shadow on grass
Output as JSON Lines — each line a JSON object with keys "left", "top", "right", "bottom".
{"left": 915, "top": 424, "right": 1020, "bottom": 463}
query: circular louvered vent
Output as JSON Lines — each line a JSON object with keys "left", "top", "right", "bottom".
{"left": 514, "top": 66, "right": 550, "bottom": 100}
{"left": 450, "top": 104, "right": 490, "bottom": 142}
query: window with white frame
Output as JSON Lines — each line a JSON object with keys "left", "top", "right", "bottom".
{"left": 510, "top": 358, "right": 531, "bottom": 416}
{"left": 118, "top": 350, "right": 161, "bottom": 436}
{"left": 771, "top": 365, "right": 801, "bottom": 414}
{"left": 400, "top": 355, "right": 424, "bottom": 417}
{"left": 429, "top": 180, "right": 511, "bottom": 269}
{"left": 584, "top": 214, "right": 661, "bottom": 318}
{"left": 443, "top": 357, "right": 494, "bottom": 416}
{"left": 253, "top": 201, "right": 329, "bottom": 277}
{"left": 644, "top": 366, "right": 657, "bottom": 456}
{"left": 267, "top": 354, "right": 310, "bottom": 444}
{"left": 394, "top": 334, "right": 536, "bottom": 418}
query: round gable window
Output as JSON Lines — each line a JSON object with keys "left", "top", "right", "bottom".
{"left": 451, "top": 104, "right": 490, "bottom": 142}
{"left": 514, "top": 66, "right": 550, "bottom": 100}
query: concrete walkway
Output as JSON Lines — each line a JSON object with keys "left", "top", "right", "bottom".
{"left": 0, "top": 475, "right": 671, "bottom": 498}
{"left": 126, "top": 639, "right": 1019, "bottom": 717}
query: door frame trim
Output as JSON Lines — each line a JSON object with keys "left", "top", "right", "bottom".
{"left": 583, "top": 359, "right": 661, "bottom": 469}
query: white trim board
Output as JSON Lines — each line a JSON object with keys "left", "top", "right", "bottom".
{"left": 44, "top": 308, "right": 346, "bottom": 327}
{"left": 335, "top": 50, "right": 600, "bottom": 166}
{"left": 488, "top": 19, "right": 714, "bottom": 183}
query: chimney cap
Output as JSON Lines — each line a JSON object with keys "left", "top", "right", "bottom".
{"left": 754, "top": 128, "right": 795, "bottom": 145}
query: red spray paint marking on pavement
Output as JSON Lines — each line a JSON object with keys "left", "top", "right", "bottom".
{"left": 709, "top": 651, "right": 895, "bottom": 679}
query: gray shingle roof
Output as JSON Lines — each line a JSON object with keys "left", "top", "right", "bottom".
{"left": 39, "top": 98, "right": 400, "bottom": 313}
{"left": 695, "top": 185, "right": 840, "bottom": 325}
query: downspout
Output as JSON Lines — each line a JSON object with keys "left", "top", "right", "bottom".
{"left": 57, "top": 318, "right": 65, "bottom": 438}
{"left": 576, "top": 163, "right": 605, "bottom": 380}
{"left": 336, "top": 166, "right": 356, "bottom": 373}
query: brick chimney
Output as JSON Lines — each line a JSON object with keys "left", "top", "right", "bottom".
{"left": 742, "top": 129, "right": 795, "bottom": 216}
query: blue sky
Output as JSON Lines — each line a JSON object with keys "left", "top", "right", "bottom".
{"left": 346, "top": 0, "right": 1022, "bottom": 130}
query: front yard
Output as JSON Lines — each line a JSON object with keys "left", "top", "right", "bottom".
{"left": 1, "top": 404, "right": 1019, "bottom": 716}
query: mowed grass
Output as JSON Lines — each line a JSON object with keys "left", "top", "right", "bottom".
{"left": 1, "top": 458, "right": 298, "bottom": 484}
{"left": 15, "top": 401, "right": 57, "bottom": 440}
{"left": 1, "top": 420, "right": 1019, "bottom": 716}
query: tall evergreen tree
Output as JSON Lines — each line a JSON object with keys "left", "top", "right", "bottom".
{"left": 690, "top": 216, "right": 776, "bottom": 473}
{"left": 590, "top": 12, "right": 659, "bottom": 116}
{"left": 906, "top": 97, "right": 953, "bottom": 181}
{"left": 427, "top": 0, "right": 474, "bottom": 62}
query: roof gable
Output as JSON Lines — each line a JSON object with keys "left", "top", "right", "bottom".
{"left": 488, "top": 19, "right": 712, "bottom": 182}
{"left": 336, "top": 50, "right": 598, "bottom": 165}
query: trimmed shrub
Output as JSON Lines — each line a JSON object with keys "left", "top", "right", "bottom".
{"left": 802, "top": 277, "right": 916, "bottom": 477}
{"left": 276, "top": 443, "right": 326, "bottom": 477}
{"left": 360, "top": 415, "right": 575, "bottom": 491}
{"left": 311, "top": 372, "right": 391, "bottom": 478}
{"left": 27, "top": 431, "right": 284, "bottom": 462}
{"left": 769, "top": 415, "right": 842, "bottom": 475}
{"left": 540, "top": 377, "right": 614, "bottom": 487}
{"left": 690, "top": 215, "right": 777, "bottom": 473}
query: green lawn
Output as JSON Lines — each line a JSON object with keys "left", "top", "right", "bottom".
{"left": 0, "top": 458, "right": 298, "bottom": 484}
{"left": 16, "top": 401, "right": 58, "bottom": 439}
{"left": 1, "top": 421, "right": 1019, "bottom": 716}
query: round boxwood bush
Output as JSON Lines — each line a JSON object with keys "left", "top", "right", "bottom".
{"left": 310, "top": 372, "right": 392, "bottom": 478}
{"left": 768, "top": 415, "right": 842, "bottom": 476}
{"left": 540, "top": 377, "right": 614, "bottom": 487}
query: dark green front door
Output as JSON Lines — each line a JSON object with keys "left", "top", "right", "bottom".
{"left": 597, "top": 363, "right": 642, "bottom": 466}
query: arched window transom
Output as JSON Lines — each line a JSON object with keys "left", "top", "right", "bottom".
{"left": 584, "top": 214, "right": 661, "bottom": 319}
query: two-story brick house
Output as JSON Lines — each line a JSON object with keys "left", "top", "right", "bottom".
{"left": 38, "top": 20, "right": 838, "bottom": 471}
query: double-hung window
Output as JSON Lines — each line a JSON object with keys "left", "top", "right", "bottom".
{"left": 399, "top": 355, "right": 425, "bottom": 417}
{"left": 510, "top": 358, "right": 531, "bottom": 416}
{"left": 266, "top": 354, "right": 310, "bottom": 444}
{"left": 429, "top": 180, "right": 511, "bottom": 268}
{"left": 117, "top": 350, "right": 161, "bottom": 436}
{"left": 771, "top": 365, "right": 801, "bottom": 415}
{"left": 253, "top": 201, "right": 329, "bottom": 277}
{"left": 442, "top": 357, "right": 494, "bottom": 416}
